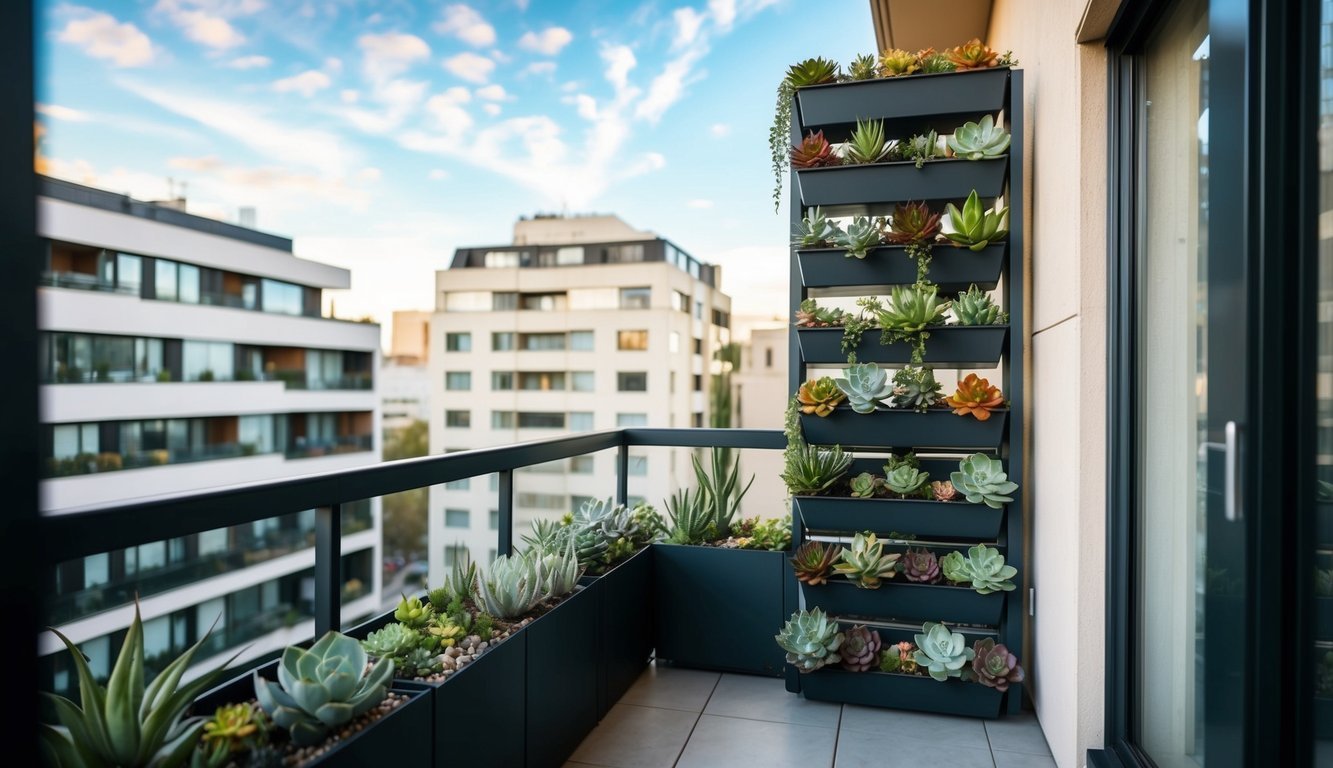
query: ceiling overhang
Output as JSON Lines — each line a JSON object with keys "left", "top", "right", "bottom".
{"left": 869, "top": 0, "right": 993, "bottom": 53}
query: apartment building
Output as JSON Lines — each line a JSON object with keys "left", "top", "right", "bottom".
{"left": 732, "top": 325, "right": 790, "bottom": 521}
{"left": 381, "top": 310, "right": 431, "bottom": 432}
{"left": 36, "top": 177, "right": 382, "bottom": 690}
{"left": 427, "top": 215, "right": 732, "bottom": 577}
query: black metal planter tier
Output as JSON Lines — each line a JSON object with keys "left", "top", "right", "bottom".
{"left": 590, "top": 544, "right": 655, "bottom": 719}
{"left": 799, "top": 408, "right": 1008, "bottom": 451}
{"left": 794, "top": 67, "right": 1010, "bottom": 140}
{"left": 793, "top": 495, "right": 1004, "bottom": 542}
{"left": 799, "top": 668, "right": 1006, "bottom": 718}
{"left": 797, "top": 242, "right": 1006, "bottom": 296}
{"left": 796, "top": 325, "right": 1008, "bottom": 367}
{"left": 525, "top": 584, "right": 602, "bottom": 767}
{"left": 795, "top": 157, "right": 1008, "bottom": 214}
{"left": 800, "top": 580, "right": 1006, "bottom": 627}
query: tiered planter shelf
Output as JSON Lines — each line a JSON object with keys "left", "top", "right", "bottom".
{"left": 793, "top": 495, "right": 1004, "bottom": 542}
{"left": 798, "top": 242, "right": 1006, "bottom": 296}
{"left": 795, "top": 67, "right": 1011, "bottom": 139}
{"left": 795, "top": 157, "right": 1008, "bottom": 215}
{"left": 800, "top": 580, "right": 1006, "bottom": 627}
{"left": 801, "top": 668, "right": 1005, "bottom": 718}
{"left": 799, "top": 408, "right": 1008, "bottom": 451}
{"left": 797, "top": 325, "right": 1008, "bottom": 367}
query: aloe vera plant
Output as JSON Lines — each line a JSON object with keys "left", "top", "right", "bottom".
{"left": 693, "top": 448, "right": 755, "bottom": 539}
{"left": 665, "top": 487, "right": 712, "bottom": 545}
{"left": 782, "top": 444, "right": 852, "bottom": 496}
{"left": 475, "top": 552, "right": 544, "bottom": 619}
{"left": 834, "top": 362, "right": 892, "bottom": 414}
{"left": 942, "top": 190, "right": 1008, "bottom": 251}
{"left": 947, "top": 115, "right": 1010, "bottom": 160}
{"left": 843, "top": 118, "right": 893, "bottom": 164}
{"left": 876, "top": 284, "right": 950, "bottom": 336}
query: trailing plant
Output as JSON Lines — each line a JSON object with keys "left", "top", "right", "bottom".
{"left": 839, "top": 297, "right": 881, "bottom": 357}
{"left": 946, "top": 373, "right": 1005, "bottom": 421}
{"left": 782, "top": 444, "right": 853, "bottom": 496}
{"left": 772, "top": 58, "right": 840, "bottom": 210}
{"left": 878, "top": 48, "right": 920, "bottom": 77}
{"left": 890, "top": 365, "right": 944, "bottom": 412}
{"left": 849, "top": 472, "right": 882, "bottom": 499}
{"left": 902, "top": 130, "right": 940, "bottom": 169}
{"left": 834, "top": 532, "right": 901, "bottom": 589}
{"left": 940, "top": 543, "right": 1017, "bottom": 594}
{"left": 947, "top": 115, "right": 1011, "bottom": 160}
{"left": 948, "top": 38, "right": 1002, "bottom": 70}
{"left": 693, "top": 448, "right": 756, "bottom": 539}
{"left": 843, "top": 118, "right": 893, "bottom": 164}
{"left": 835, "top": 362, "right": 893, "bottom": 413}
{"left": 953, "top": 284, "right": 1008, "bottom": 325}
{"left": 475, "top": 552, "right": 543, "bottom": 619}
{"left": 931, "top": 480, "right": 959, "bottom": 502}
{"left": 950, "top": 453, "right": 1018, "bottom": 508}
{"left": 791, "top": 130, "right": 838, "bottom": 169}
{"left": 913, "top": 622, "right": 975, "bottom": 681}
{"left": 795, "top": 298, "right": 847, "bottom": 328}
{"left": 835, "top": 216, "right": 885, "bottom": 260}
{"left": 775, "top": 608, "right": 844, "bottom": 673}
{"left": 942, "top": 190, "right": 1008, "bottom": 250}
{"left": 841, "top": 625, "right": 882, "bottom": 672}
{"left": 970, "top": 638, "right": 1024, "bottom": 691}
{"left": 883, "top": 464, "right": 930, "bottom": 497}
{"left": 791, "top": 540, "right": 840, "bottom": 585}
{"left": 901, "top": 547, "right": 942, "bottom": 583}
{"left": 793, "top": 207, "right": 844, "bottom": 248}
{"left": 664, "top": 487, "right": 712, "bottom": 545}
{"left": 254, "top": 631, "right": 394, "bottom": 747}
{"left": 847, "top": 53, "right": 879, "bottom": 81}
{"left": 797, "top": 376, "right": 846, "bottom": 417}
{"left": 40, "top": 603, "right": 236, "bottom": 768}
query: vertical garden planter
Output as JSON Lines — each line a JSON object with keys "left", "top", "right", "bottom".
{"left": 795, "top": 157, "right": 1008, "bottom": 212}
{"left": 794, "top": 68, "right": 1010, "bottom": 138}
{"left": 796, "top": 325, "right": 1008, "bottom": 367}
{"left": 797, "top": 242, "right": 1006, "bottom": 295}
{"left": 654, "top": 543, "right": 788, "bottom": 676}
{"left": 800, "top": 668, "right": 1005, "bottom": 718}
{"left": 594, "top": 545, "right": 655, "bottom": 718}
{"left": 525, "top": 584, "right": 602, "bottom": 767}
{"left": 799, "top": 408, "right": 1008, "bottom": 450}
{"left": 800, "top": 580, "right": 1005, "bottom": 627}
{"left": 793, "top": 495, "right": 1004, "bottom": 542}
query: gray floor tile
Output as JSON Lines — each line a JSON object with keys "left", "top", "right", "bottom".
{"left": 703, "top": 673, "right": 841, "bottom": 727}
{"left": 836, "top": 728, "right": 995, "bottom": 767}
{"left": 567, "top": 703, "right": 699, "bottom": 768}
{"left": 838, "top": 705, "right": 990, "bottom": 750}
{"left": 618, "top": 664, "right": 720, "bottom": 712}
{"left": 992, "top": 750, "right": 1058, "bottom": 768}
{"left": 676, "top": 714, "right": 837, "bottom": 768}
{"left": 985, "top": 714, "right": 1053, "bottom": 756}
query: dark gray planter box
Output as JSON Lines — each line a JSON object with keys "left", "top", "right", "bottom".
{"left": 802, "top": 580, "right": 1005, "bottom": 627}
{"left": 1319, "top": 502, "right": 1333, "bottom": 545}
{"left": 794, "top": 68, "right": 1011, "bottom": 140}
{"left": 1318, "top": 697, "right": 1333, "bottom": 740}
{"left": 526, "top": 585, "right": 601, "bottom": 767}
{"left": 1319, "top": 597, "right": 1333, "bottom": 640}
{"left": 793, "top": 495, "right": 1003, "bottom": 541}
{"left": 799, "top": 668, "right": 1006, "bottom": 718}
{"left": 799, "top": 408, "right": 1008, "bottom": 450}
{"left": 796, "top": 325, "right": 1008, "bottom": 367}
{"left": 797, "top": 243, "right": 1006, "bottom": 296}
{"left": 654, "top": 543, "right": 788, "bottom": 676}
{"left": 594, "top": 545, "right": 655, "bottom": 719}
{"left": 795, "top": 157, "right": 1008, "bottom": 215}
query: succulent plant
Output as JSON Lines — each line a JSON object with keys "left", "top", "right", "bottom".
{"left": 890, "top": 365, "right": 944, "bottom": 412}
{"left": 629, "top": 502, "right": 667, "bottom": 544}
{"left": 398, "top": 646, "right": 445, "bottom": 678}
{"left": 942, "top": 190, "right": 1008, "bottom": 250}
{"left": 878, "top": 48, "right": 920, "bottom": 77}
{"left": 361, "top": 622, "right": 421, "bottom": 659}
{"left": 841, "top": 625, "right": 882, "bottom": 672}
{"left": 876, "top": 284, "right": 949, "bottom": 335}
{"left": 918, "top": 48, "right": 956, "bottom": 74}
{"left": 475, "top": 552, "right": 544, "bottom": 619}
{"left": 795, "top": 298, "right": 847, "bottom": 327}
{"left": 693, "top": 448, "right": 755, "bottom": 539}
{"left": 902, "top": 130, "right": 940, "bottom": 169}
{"left": 254, "top": 631, "right": 394, "bottom": 747}
{"left": 948, "top": 38, "right": 1002, "bottom": 70}
{"left": 424, "top": 621, "right": 465, "bottom": 650}
{"left": 791, "top": 540, "right": 840, "bottom": 585}
{"left": 835, "top": 362, "right": 893, "bottom": 414}
{"left": 901, "top": 547, "right": 942, "bottom": 583}
{"left": 884, "top": 451, "right": 920, "bottom": 472}
{"left": 948, "top": 115, "right": 1011, "bottom": 160}
{"left": 521, "top": 517, "right": 568, "bottom": 555}
{"left": 884, "top": 464, "right": 930, "bottom": 497}
{"left": 775, "top": 608, "right": 844, "bottom": 673}
{"left": 791, "top": 130, "right": 838, "bottom": 169}
{"left": 847, "top": 53, "right": 880, "bottom": 80}
{"left": 40, "top": 603, "right": 235, "bottom": 768}
{"left": 793, "top": 207, "right": 844, "bottom": 248}
{"left": 951, "top": 453, "right": 1018, "bottom": 508}
{"left": 797, "top": 376, "right": 846, "bottom": 417}
{"left": 913, "top": 622, "right": 975, "bottom": 681}
{"left": 895, "top": 641, "right": 920, "bottom": 674}
{"left": 443, "top": 549, "right": 478, "bottom": 602}
{"left": 931, "top": 480, "right": 959, "bottom": 502}
{"left": 665, "top": 487, "right": 713, "bottom": 545}
{"left": 970, "top": 638, "right": 1024, "bottom": 691}
{"left": 194, "top": 702, "right": 270, "bottom": 768}
{"left": 394, "top": 594, "right": 435, "bottom": 629}
{"left": 785, "top": 57, "right": 841, "bottom": 88}
{"left": 535, "top": 535, "right": 583, "bottom": 598}
{"left": 735, "top": 514, "right": 792, "bottom": 551}
{"left": 849, "top": 472, "right": 882, "bottom": 499}
{"left": 773, "top": 59, "right": 840, "bottom": 210}
{"left": 953, "top": 284, "right": 1007, "bottom": 325}
{"left": 783, "top": 444, "right": 853, "bottom": 496}
{"left": 834, "top": 532, "right": 901, "bottom": 589}
{"left": 878, "top": 649, "right": 902, "bottom": 673}
{"left": 941, "top": 544, "right": 1017, "bottom": 594}
{"left": 946, "top": 374, "right": 1005, "bottom": 421}
{"left": 843, "top": 118, "right": 893, "bottom": 165}
{"left": 835, "top": 216, "right": 885, "bottom": 260}
{"left": 883, "top": 201, "right": 942, "bottom": 245}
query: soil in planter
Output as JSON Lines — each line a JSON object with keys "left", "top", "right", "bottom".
{"left": 400, "top": 593, "right": 575, "bottom": 684}
{"left": 217, "top": 692, "right": 410, "bottom": 768}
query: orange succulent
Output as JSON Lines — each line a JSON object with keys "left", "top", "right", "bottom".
{"left": 946, "top": 374, "right": 1004, "bottom": 420}
{"left": 947, "top": 38, "right": 1001, "bottom": 70}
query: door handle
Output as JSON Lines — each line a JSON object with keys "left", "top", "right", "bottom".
{"left": 1225, "top": 421, "right": 1242, "bottom": 522}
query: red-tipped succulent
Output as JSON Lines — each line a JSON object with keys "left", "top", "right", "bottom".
{"left": 791, "top": 131, "right": 838, "bottom": 169}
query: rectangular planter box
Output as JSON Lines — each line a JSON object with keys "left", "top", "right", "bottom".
{"left": 654, "top": 543, "right": 787, "bottom": 676}
{"left": 433, "top": 629, "right": 527, "bottom": 767}
{"left": 799, "top": 668, "right": 1006, "bottom": 718}
{"left": 795, "top": 157, "right": 1008, "bottom": 214}
{"left": 794, "top": 495, "right": 1004, "bottom": 542}
{"left": 798, "top": 243, "right": 1006, "bottom": 296}
{"left": 802, "top": 580, "right": 1005, "bottom": 627}
{"left": 193, "top": 660, "right": 433, "bottom": 767}
{"left": 797, "top": 325, "right": 1008, "bottom": 368}
{"left": 1319, "top": 597, "right": 1333, "bottom": 641}
{"left": 595, "top": 545, "right": 655, "bottom": 719}
{"left": 526, "top": 584, "right": 602, "bottom": 767}
{"left": 799, "top": 408, "right": 1008, "bottom": 451}
{"left": 795, "top": 68, "right": 1011, "bottom": 140}
{"left": 1319, "top": 502, "right": 1333, "bottom": 545}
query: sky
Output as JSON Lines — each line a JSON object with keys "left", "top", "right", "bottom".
{"left": 36, "top": 0, "right": 872, "bottom": 345}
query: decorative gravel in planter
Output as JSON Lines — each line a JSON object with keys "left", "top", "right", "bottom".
{"left": 797, "top": 242, "right": 1006, "bottom": 296}
{"left": 794, "top": 68, "right": 1010, "bottom": 140}
{"left": 799, "top": 667, "right": 1006, "bottom": 718}
{"left": 793, "top": 495, "right": 1004, "bottom": 542}
{"left": 801, "top": 580, "right": 1005, "bottom": 627}
{"left": 795, "top": 157, "right": 1008, "bottom": 214}
{"left": 525, "top": 582, "right": 602, "bottom": 767}
{"left": 799, "top": 408, "right": 1008, "bottom": 450}
{"left": 796, "top": 325, "right": 1008, "bottom": 367}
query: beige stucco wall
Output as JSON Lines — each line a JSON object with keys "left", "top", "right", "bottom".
{"left": 988, "top": 2, "right": 1113, "bottom": 766}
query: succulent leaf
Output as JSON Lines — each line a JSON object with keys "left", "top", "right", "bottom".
{"left": 840, "top": 625, "right": 882, "bottom": 672}
{"left": 878, "top": 48, "right": 920, "bottom": 77}
{"left": 790, "top": 541, "right": 840, "bottom": 586}
{"left": 834, "top": 216, "right": 884, "bottom": 260}
{"left": 785, "top": 57, "right": 840, "bottom": 88}
{"left": 890, "top": 365, "right": 944, "bottom": 412}
{"left": 947, "top": 38, "right": 1002, "bottom": 70}
{"left": 971, "top": 638, "right": 1025, "bottom": 691}
{"left": 849, "top": 472, "right": 882, "bottom": 499}
{"left": 834, "top": 363, "right": 893, "bottom": 414}
{"left": 883, "top": 201, "right": 942, "bottom": 245}
{"left": 947, "top": 115, "right": 1011, "bottom": 160}
{"left": 797, "top": 376, "right": 846, "bottom": 417}
{"left": 791, "top": 130, "right": 838, "bottom": 169}
{"left": 782, "top": 444, "right": 853, "bottom": 496}
{"left": 950, "top": 453, "right": 1018, "bottom": 508}
{"left": 883, "top": 464, "right": 929, "bottom": 496}
{"left": 942, "top": 190, "right": 1008, "bottom": 250}
{"left": 952, "top": 284, "right": 1007, "bottom": 326}
{"left": 843, "top": 118, "right": 893, "bottom": 164}
{"left": 901, "top": 547, "right": 942, "bottom": 583}
{"left": 775, "top": 608, "right": 844, "bottom": 673}
{"left": 475, "top": 552, "right": 544, "bottom": 619}
{"left": 946, "top": 373, "right": 1005, "bottom": 421}
{"left": 847, "top": 53, "right": 880, "bottom": 81}
{"left": 793, "top": 207, "right": 844, "bottom": 248}
{"left": 876, "top": 284, "right": 949, "bottom": 335}
{"left": 833, "top": 532, "right": 901, "bottom": 589}
{"left": 255, "top": 631, "right": 393, "bottom": 747}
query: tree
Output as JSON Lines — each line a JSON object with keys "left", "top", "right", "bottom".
{"left": 382, "top": 420, "right": 429, "bottom": 560}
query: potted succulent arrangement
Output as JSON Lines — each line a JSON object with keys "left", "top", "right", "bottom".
{"left": 654, "top": 449, "right": 794, "bottom": 676}
{"left": 775, "top": 608, "right": 1023, "bottom": 717}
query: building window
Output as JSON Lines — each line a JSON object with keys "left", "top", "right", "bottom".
{"left": 692, "top": 374, "right": 703, "bottom": 392}
{"left": 445, "top": 371, "right": 471, "bottom": 391}
{"left": 617, "top": 372, "right": 648, "bottom": 392}
{"left": 694, "top": 300, "right": 703, "bottom": 320}
{"left": 445, "top": 333, "right": 471, "bottom": 352}
{"left": 570, "top": 371, "right": 595, "bottom": 392}
{"left": 491, "top": 411, "right": 514, "bottom": 429}
{"left": 516, "top": 492, "right": 566, "bottom": 509}
{"left": 692, "top": 338, "right": 703, "bottom": 355}
{"left": 604, "top": 244, "right": 644, "bottom": 262}
{"left": 674, "top": 290, "right": 690, "bottom": 313}
{"left": 619, "top": 287, "right": 651, "bottom": 309}
{"left": 570, "top": 331, "right": 594, "bottom": 351}
{"left": 518, "top": 372, "right": 565, "bottom": 391}
{"left": 488, "top": 509, "right": 499, "bottom": 530}
{"left": 712, "top": 309, "right": 730, "bottom": 328}
{"left": 261, "top": 279, "right": 304, "bottom": 316}
{"left": 692, "top": 413, "right": 704, "bottom": 428}
{"left": 484, "top": 251, "right": 521, "bottom": 268}
{"left": 445, "top": 410, "right": 471, "bottom": 428}
{"left": 492, "top": 332, "right": 515, "bottom": 351}
{"left": 570, "top": 455, "right": 594, "bottom": 474}
{"left": 670, "top": 371, "right": 676, "bottom": 394}
{"left": 568, "top": 412, "right": 594, "bottom": 431}
{"left": 444, "top": 509, "right": 470, "bottom": 528}
{"left": 520, "top": 293, "right": 565, "bottom": 311}
{"left": 517, "top": 412, "right": 565, "bottom": 429}
{"left": 443, "top": 291, "right": 491, "bottom": 312}
{"left": 521, "top": 333, "right": 566, "bottom": 351}
{"left": 491, "top": 371, "right": 514, "bottom": 391}
{"left": 616, "top": 413, "right": 648, "bottom": 427}
{"left": 765, "top": 348, "right": 773, "bottom": 368}
{"left": 617, "top": 330, "right": 648, "bottom": 351}
{"left": 492, "top": 292, "right": 519, "bottom": 310}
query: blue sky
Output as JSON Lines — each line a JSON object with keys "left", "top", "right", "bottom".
{"left": 37, "top": 0, "right": 871, "bottom": 341}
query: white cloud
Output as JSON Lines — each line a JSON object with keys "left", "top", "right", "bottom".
{"left": 165, "top": 155, "right": 372, "bottom": 211}
{"left": 272, "top": 70, "right": 331, "bottom": 97}
{"left": 226, "top": 54, "right": 270, "bottom": 69}
{"left": 36, "top": 103, "right": 92, "bottom": 122}
{"left": 708, "top": 0, "right": 736, "bottom": 29}
{"left": 672, "top": 7, "right": 704, "bottom": 49}
{"left": 424, "top": 87, "right": 474, "bottom": 136}
{"left": 442, "top": 52, "right": 494, "bottom": 84}
{"left": 324, "top": 56, "right": 342, "bottom": 73}
{"left": 687, "top": 198, "right": 713, "bottom": 209}
{"left": 571, "top": 94, "right": 597, "bottom": 120}
{"left": 709, "top": 123, "right": 730, "bottom": 137}
{"left": 518, "top": 27, "right": 573, "bottom": 56}
{"left": 153, "top": 0, "right": 250, "bottom": 51}
{"left": 482, "top": 103, "right": 502, "bottom": 116}
{"left": 433, "top": 4, "right": 496, "bottom": 47}
{"left": 635, "top": 48, "right": 703, "bottom": 123}
{"left": 356, "top": 167, "right": 381, "bottom": 182}
{"left": 428, "top": 169, "right": 448, "bottom": 180}
{"left": 522, "top": 61, "right": 556, "bottom": 77}
{"left": 339, "top": 79, "right": 429, "bottom": 134}
{"left": 358, "top": 32, "right": 430, "bottom": 81}
{"left": 600, "top": 45, "right": 636, "bottom": 92}
{"left": 340, "top": 89, "right": 359, "bottom": 103}
{"left": 475, "top": 84, "right": 508, "bottom": 101}
{"left": 57, "top": 10, "right": 154, "bottom": 67}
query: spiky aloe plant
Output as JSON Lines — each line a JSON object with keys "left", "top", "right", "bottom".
{"left": 884, "top": 464, "right": 930, "bottom": 497}
{"left": 902, "top": 130, "right": 940, "bottom": 169}
{"left": 883, "top": 201, "right": 942, "bottom": 245}
{"left": 535, "top": 535, "right": 583, "bottom": 598}
{"left": 782, "top": 444, "right": 853, "bottom": 496}
{"left": 475, "top": 552, "right": 544, "bottom": 619}
{"left": 791, "top": 130, "right": 838, "bottom": 169}
{"left": 941, "top": 543, "right": 1018, "bottom": 594}
{"left": 890, "top": 365, "right": 944, "bottom": 412}
{"left": 521, "top": 517, "right": 568, "bottom": 555}
{"left": 950, "top": 453, "right": 1018, "bottom": 508}
{"left": 775, "top": 608, "right": 844, "bottom": 673}
{"left": 849, "top": 472, "right": 882, "bottom": 499}
{"left": 833, "top": 532, "right": 901, "bottom": 589}
{"left": 948, "top": 38, "right": 1002, "bottom": 70}
{"left": 918, "top": 48, "right": 955, "bottom": 74}
{"left": 942, "top": 190, "right": 1009, "bottom": 250}
{"left": 772, "top": 58, "right": 840, "bottom": 211}
{"left": 843, "top": 118, "right": 893, "bottom": 164}
{"left": 878, "top": 48, "right": 920, "bottom": 77}
{"left": 793, "top": 207, "right": 844, "bottom": 248}
{"left": 795, "top": 298, "right": 847, "bottom": 328}
{"left": 948, "top": 115, "right": 1011, "bottom": 160}
{"left": 953, "top": 284, "right": 1007, "bottom": 326}
{"left": 877, "top": 284, "right": 950, "bottom": 336}
{"left": 835, "top": 362, "right": 893, "bottom": 414}
{"left": 665, "top": 487, "right": 712, "bottom": 545}
{"left": 847, "top": 53, "right": 880, "bottom": 80}
{"left": 255, "top": 631, "right": 394, "bottom": 747}
{"left": 946, "top": 373, "right": 1005, "bottom": 421}
{"left": 797, "top": 376, "right": 845, "bottom": 417}
{"left": 834, "top": 216, "right": 884, "bottom": 260}
{"left": 693, "top": 448, "right": 755, "bottom": 539}
{"left": 791, "top": 540, "right": 840, "bottom": 586}
{"left": 912, "top": 622, "right": 975, "bottom": 681}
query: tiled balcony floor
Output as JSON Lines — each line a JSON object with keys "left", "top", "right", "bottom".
{"left": 568, "top": 663, "right": 1056, "bottom": 768}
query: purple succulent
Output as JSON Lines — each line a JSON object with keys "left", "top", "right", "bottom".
{"left": 840, "top": 624, "right": 882, "bottom": 672}
{"left": 901, "top": 548, "right": 941, "bottom": 584}
{"left": 970, "top": 638, "right": 1024, "bottom": 691}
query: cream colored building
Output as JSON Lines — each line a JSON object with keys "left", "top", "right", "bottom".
{"left": 733, "top": 325, "right": 790, "bottom": 519}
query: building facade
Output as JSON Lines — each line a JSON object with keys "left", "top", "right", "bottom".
{"left": 426, "top": 216, "right": 732, "bottom": 578}
{"left": 36, "top": 177, "right": 382, "bottom": 689}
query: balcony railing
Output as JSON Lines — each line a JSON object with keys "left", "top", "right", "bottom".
{"left": 39, "top": 271, "right": 137, "bottom": 295}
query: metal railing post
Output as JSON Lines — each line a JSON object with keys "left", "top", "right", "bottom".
{"left": 314, "top": 503, "right": 342, "bottom": 635}
{"left": 497, "top": 470, "right": 514, "bottom": 557}
{"left": 616, "top": 441, "right": 630, "bottom": 507}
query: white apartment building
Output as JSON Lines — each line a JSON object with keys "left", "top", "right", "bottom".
{"left": 733, "top": 324, "right": 791, "bottom": 520}
{"left": 36, "top": 177, "right": 382, "bottom": 691}
{"left": 427, "top": 215, "right": 732, "bottom": 578}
